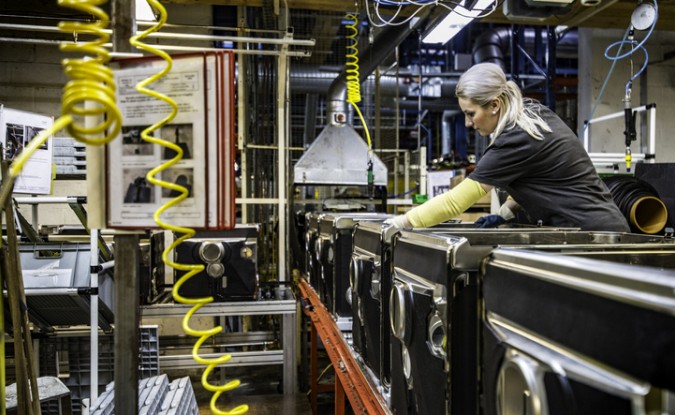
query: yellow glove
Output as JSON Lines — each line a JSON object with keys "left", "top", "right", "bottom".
{"left": 405, "top": 178, "right": 487, "bottom": 228}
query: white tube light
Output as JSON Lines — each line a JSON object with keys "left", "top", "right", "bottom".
{"left": 422, "top": 0, "right": 495, "bottom": 44}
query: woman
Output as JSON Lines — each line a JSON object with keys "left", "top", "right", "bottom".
{"left": 390, "top": 62, "right": 629, "bottom": 232}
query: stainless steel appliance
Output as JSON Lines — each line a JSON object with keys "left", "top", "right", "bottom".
{"left": 389, "top": 229, "right": 674, "bottom": 415}
{"left": 316, "top": 213, "right": 391, "bottom": 327}
{"left": 350, "top": 221, "right": 398, "bottom": 390}
{"left": 482, "top": 248, "right": 675, "bottom": 415}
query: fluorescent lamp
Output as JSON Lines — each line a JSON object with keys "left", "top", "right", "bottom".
{"left": 422, "top": 0, "right": 495, "bottom": 44}
{"left": 135, "top": 0, "right": 157, "bottom": 22}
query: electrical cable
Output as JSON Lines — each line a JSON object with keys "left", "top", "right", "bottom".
{"left": 366, "top": 0, "right": 497, "bottom": 27}
{"left": 129, "top": 1, "right": 247, "bottom": 414}
{"left": 366, "top": 0, "right": 434, "bottom": 27}
{"left": 583, "top": 0, "right": 658, "bottom": 138}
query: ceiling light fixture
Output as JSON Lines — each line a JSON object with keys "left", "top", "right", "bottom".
{"left": 422, "top": 0, "right": 495, "bottom": 44}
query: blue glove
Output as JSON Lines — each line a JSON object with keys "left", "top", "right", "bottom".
{"left": 475, "top": 214, "right": 507, "bottom": 228}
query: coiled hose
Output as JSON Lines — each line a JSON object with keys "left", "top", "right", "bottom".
{"left": 129, "top": 2, "right": 247, "bottom": 414}
{"left": 603, "top": 175, "right": 668, "bottom": 234}
{"left": 345, "top": 13, "right": 375, "bottom": 191}
{"left": 0, "top": 0, "right": 122, "bottom": 205}
{"left": 0, "top": 0, "right": 122, "bottom": 410}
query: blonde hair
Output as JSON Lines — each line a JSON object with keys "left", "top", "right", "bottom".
{"left": 455, "top": 62, "right": 552, "bottom": 140}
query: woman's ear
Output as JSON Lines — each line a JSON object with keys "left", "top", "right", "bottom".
{"left": 491, "top": 100, "right": 500, "bottom": 113}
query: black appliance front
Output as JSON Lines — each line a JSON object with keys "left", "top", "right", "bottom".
{"left": 388, "top": 228, "right": 675, "bottom": 415}
{"left": 174, "top": 225, "right": 259, "bottom": 301}
{"left": 481, "top": 248, "right": 675, "bottom": 415}
{"left": 304, "top": 212, "right": 322, "bottom": 291}
{"left": 390, "top": 231, "right": 472, "bottom": 415}
{"left": 351, "top": 221, "right": 397, "bottom": 385}
{"left": 318, "top": 213, "right": 391, "bottom": 319}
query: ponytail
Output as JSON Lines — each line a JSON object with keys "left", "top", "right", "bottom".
{"left": 456, "top": 63, "right": 552, "bottom": 140}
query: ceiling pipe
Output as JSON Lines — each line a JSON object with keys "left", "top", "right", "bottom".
{"left": 472, "top": 26, "right": 579, "bottom": 69}
{"left": 472, "top": 26, "right": 511, "bottom": 69}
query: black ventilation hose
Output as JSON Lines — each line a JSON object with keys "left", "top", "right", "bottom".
{"left": 602, "top": 175, "right": 668, "bottom": 234}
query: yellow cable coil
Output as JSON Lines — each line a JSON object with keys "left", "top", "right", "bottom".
{"left": 7, "top": 0, "right": 122, "bottom": 180}
{"left": 0, "top": 0, "right": 121, "bottom": 409}
{"left": 130, "top": 2, "right": 247, "bottom": 414}
{"left": 345, "top": 13, "right": 372, "bottom": 151}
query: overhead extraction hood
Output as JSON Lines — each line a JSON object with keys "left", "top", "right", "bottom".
{"left": 294, "top": 122, "right": 387, "bottom": 186}
{"left": 294, "top": 16, "right": 427, "bottom": 187}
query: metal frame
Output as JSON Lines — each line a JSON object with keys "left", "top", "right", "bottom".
{"left": 140, "top": 291, "right": 297, "bottom": 395}
{"left": 298, "top": 279, "right": 390, "bottom": 415}
{"left": 583, "top": 103, "right": 657, "bottom": 165}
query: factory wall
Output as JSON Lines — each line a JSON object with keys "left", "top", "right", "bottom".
{"left": 580, "top": 28, "right": 675, "bottom": 162}
{"left": 1, "top": 17, "right": 675, "bottom": 227}
{"left": 0, "top": 4, "right": 213, "bottom": 227}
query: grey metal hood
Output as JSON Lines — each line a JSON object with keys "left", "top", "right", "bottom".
{"left": 294, "top": 123, "right": 387, "bottom": 185}
{"left": 294, "top": 17, "right": 427, "bottom": 186}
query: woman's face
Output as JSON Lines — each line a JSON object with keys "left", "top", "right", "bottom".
{"left": 458, "top": 97, "right": 499, "bottom": 137}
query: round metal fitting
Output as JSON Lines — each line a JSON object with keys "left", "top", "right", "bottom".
{"left": 427, "top": 311, "right": 447, "bottom": 361}
{"left": 349, "top": 256, "right": 360, "bottom": 291}
{"left": 199, "top": 241, "right": 224, "bottom": 263}
{"left": 390, "top": 282, "right": 413, "bottom": 345}
{"left": 206, "top": 262, "right": 225, "bottom": 278}
{"left": 402, "top": 345, "right": 413, "bottom": 388}
{"left": 496, "top": 350, "right": 548, "bottom": 415}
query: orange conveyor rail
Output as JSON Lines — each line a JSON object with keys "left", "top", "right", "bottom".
{"left": 298, "top": 279, "right": 390, "bottom": 415}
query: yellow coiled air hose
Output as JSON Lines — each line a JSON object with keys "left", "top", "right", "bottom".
{"left": 129, "top": 1, "right": 247, "bottom": 414}
{"left": 345, "top": 12, "right": 375, "bottom": 193}
{"left": 1, "top": 0, "right": 121, "bottom": 199}
{"left": 0, "top": 0, "right": 121, "bottom": 409}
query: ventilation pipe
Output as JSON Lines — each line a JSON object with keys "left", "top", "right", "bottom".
{"left": 442, "top": 110, "right": 461, "bottom": 156}
{"left": 294, "top": 18, "right": 427, "bottom": 186}
{"left": 472, "top": 27, "right": 511, "bottom": 69}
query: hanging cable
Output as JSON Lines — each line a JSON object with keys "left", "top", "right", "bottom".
{"left": 129, "top": 1, "right": 247, "bottom": 414}
{"left": 583, "top": 0, "right": 658, "bottom": 171}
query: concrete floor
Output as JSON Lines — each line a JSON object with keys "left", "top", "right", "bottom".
{"left": 189, "top": 365, "right": 314, "bottom": 414}
{"left": 187, "top": 352, "right": 345, "bottom": 415}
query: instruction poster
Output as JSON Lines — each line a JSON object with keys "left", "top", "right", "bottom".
{"left": 107, "top": 51, "right": 236, "bottom": 230}
{"left": 0, "top": 106, "right": 54, "bottom": 195}
{"left": 108, "top": 57, "right": 207, "bottom": 228}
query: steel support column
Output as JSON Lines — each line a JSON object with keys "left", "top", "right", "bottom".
{"left": 113, "top": 233, "right": 140, "bottom": 414}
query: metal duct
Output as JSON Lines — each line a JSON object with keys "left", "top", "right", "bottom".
{"left": 442, "top": 110, "right": 461, "bottom": 156}
{"left": 472, "top": 27, "right": 511, "bottom": 69}
{"left": 289, "top": 69, "right": 459, "bottom": 99}
{"left": 294, "top": 18, "right": 426, "bottom": 186}
{"left": 472, "top": 27, "right": 579, "bottom": 68}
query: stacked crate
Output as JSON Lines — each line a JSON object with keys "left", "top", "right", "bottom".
{"left": 53, "top": 136, "right": 86, "bottom": 175}
{"left": 36, "top": 326, "right": 160, "bottom": 414}
{"left": 90, "top": 375, "right": 199, "bottom": 415}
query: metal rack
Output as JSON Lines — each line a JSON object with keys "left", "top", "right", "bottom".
{"left": 11, "top": 196, "right": 113, "bottom": 406}
{"left": 298, "top": 279, "right": 390, "bottom": 415}
{"left": 140, "top": 289, "right": 298, "bottom": 395}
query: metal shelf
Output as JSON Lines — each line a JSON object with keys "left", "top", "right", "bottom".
{"left": 141, "top": 291, "right": 297, "bottom": 395}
